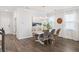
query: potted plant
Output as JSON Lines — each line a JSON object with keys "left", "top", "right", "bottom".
{"left": 43, "top": 21, "right": 52, "bottom": 32}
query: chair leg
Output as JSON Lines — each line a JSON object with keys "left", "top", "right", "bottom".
{"left": 48, "top": 39, "right": 52, "bottom": 45}
{"left": 44, "top": 40, "right": 48, "bottom": 45}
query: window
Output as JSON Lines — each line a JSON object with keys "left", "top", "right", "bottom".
{"left": 48, "top": 16, "right": 55, "bottom": 28}
{"left": 64, "top": 13, "right": 76, "bottom": 30}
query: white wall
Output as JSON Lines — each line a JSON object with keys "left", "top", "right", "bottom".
{"left": 48, "top": 8, "right": 79, "bottom": 41}
{"left": 0, "top": 8, "right": 47, "bottom": 40}
{"left": 0, "top": 11, "right": 15, "bottom": 40}
{"left": 15, "top": 8, "right": 48, "bottom": 39}
{"left": 15, "top": 8, "right": 32, "bottom": 39}
{"left": 0, "top": 7, "right": 78, "bottom": 41}
{"left": 0, "top": 12, "right": 14, "bottom": 34}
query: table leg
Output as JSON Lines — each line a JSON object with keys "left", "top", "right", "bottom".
{"left": 35, "top": 35, "right": 44, "bottom": 45}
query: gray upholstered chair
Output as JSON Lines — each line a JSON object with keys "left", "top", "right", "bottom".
{"left": 39, "top": 31, "right": 49, "bottom": 41}
{"left": 54, "top": 28, "right": 61, "bottom": 43}
{"left": 51, "top": 29, "right": 55, "bottom": 34}
{"left": 48, "top": 29, "right": 56, "bottom": 45}
{"left": 39, "top": 29, "right": 56, "bottom": 45}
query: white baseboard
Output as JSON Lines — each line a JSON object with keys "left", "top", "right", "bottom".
{"left": 17, "top": 35, "right": 33, "bottom": 40}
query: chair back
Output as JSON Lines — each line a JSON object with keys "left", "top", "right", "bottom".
{"left": 56, "top": 29, "right": 61, "bottom": 36}
{"left": 51, "top": 29, "right": 55, "bottom": 34}
{"left": 43, "top": 30, "right": 49, "bottom": 38}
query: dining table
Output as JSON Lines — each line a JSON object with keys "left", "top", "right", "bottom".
{"left": 34, "top": 31, "right": 44, "bottom": 45}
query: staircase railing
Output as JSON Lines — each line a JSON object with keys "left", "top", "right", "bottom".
{"left": 0, "top": 28, "right": 5, "bottom": 52}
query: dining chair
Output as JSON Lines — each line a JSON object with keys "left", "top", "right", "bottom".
{"left": 40, "top": 29, "right": 55, "bottom": 45}
{"left": 54, "top": 28, "right": 61, "bottom": 43}
{"left": 38, "top": 30, "right": 49, "bottom": 45}
{"left": 56, "top": 29, "right": 61, "bottom": 36}
{"left": 39, "top": 31, "right": 48, "bottom": 40}
{"left": 48, "top": 29, "right": 56, "bottom": 45}
{"left": 51, "top": 29, "right": 55, "bottom": 34}
{"left": 38, "top": 29, "right": 56, "bottom": 45}
{"left": 43, "top": 31, "right": 50, "bottom": 45}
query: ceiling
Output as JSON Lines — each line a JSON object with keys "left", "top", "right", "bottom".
{"left": 0, "top": 6, "right": 78, "bottom": 13}
{"left": 25, "top": 6, "right": 76, "bottom": 13}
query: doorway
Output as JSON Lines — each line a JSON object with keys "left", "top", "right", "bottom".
{"left": 0, "top": 12, "right": 13, "bottom": 34}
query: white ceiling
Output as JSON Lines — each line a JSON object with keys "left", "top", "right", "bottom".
{"left": 26, "top": 6, "right": 76, "bottom": 13}
{"left": 0, "top": 6, "right": 78, "bottom": 13}
{"left": 0, "top": 6, "right": 22, "bottom": 12}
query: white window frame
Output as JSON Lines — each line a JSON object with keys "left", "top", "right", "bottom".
{"left": 64, "top": 13, "right": 76, "bottom": 30}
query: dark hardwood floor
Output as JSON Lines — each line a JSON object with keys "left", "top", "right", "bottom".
{"left": 0, "top": 35, "right": 79, "bottom": 52}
